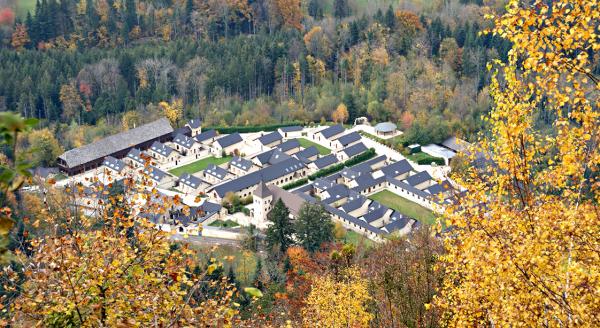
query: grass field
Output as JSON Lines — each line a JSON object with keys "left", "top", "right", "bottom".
{"left": 168, "top": 156, "right": 232, "bottom": 176}
{"left": 16, "top": 0, "right": 36, "bottom": 17}
{"left": 342, "top": 230, "right": 374, "bottom": 249}
{"left": 369, "top": 190, "right": 436, "bottom": 224}
{"left": 406, "top": 151, "right": 444, "bottom": 164}
{"left": 297, "top": 138, "right": 331, "bottom": 155}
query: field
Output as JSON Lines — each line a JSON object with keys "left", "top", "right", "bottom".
{"left": 297, "top": 138, "right": 331, "bottom": 155}
{"left": 406, "top": 151, "right": 444, "bottom": 164}
{"left": 191, "top": 245, "right": 258, "bottom": 286}
{"left": 16, "top": 0, "right": 36, "bottom": 17}
{"left": 168, "top": 156, "right": 232, "bottom": 176}
{"left": 342, "top": 230, "right": 374, "bottom": 249}
{"left": 369, "top": 190, "right": 436, "bottom": 224}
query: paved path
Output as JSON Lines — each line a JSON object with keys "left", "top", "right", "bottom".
{"left": 170, "top": 234, "right": 241, "bottom": 247}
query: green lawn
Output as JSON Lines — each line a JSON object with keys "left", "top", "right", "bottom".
{"left": 406, "top": 151, "right": 444, "bottom": 164}
{"left": 208, "top": 219, "right": 240, "bottom": 228}
{"left": 297, "top": 138, "right": 331, "bottom": 155}
{"left": 168, "top": 156, "right": 232, "bottom": 176}
{"left": 341, "top": 230, "right": 374, "bottom": 249}
{"left": 369, "top": 190, "right": 437, "bottom": 225}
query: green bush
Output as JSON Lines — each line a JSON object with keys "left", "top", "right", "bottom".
{"left": 206, "top": 122, "right": 304, "bottom": 134}
{"left": 282, "top": 178, "right": 309, "bottom": 190}
{"left": 417, "top": 157, "right": 445, "bottom": 165}
{"left": 308, "top": 148, "right": 377, "bottom": 181}
{"left": 308, "top": 163, "right": 345, "bottom": 180}
{"left": 343, "top": 148, "right": 376, "bottom": 167}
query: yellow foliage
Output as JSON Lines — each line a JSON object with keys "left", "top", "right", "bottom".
{"left": 159, "top": 99, "right": 184, "bottom": 126}
{"left": 439, "top": 0, "right": 600, "bottom": 326}
{"left": 332, "top": 103, "right": 349, "bottom": 123}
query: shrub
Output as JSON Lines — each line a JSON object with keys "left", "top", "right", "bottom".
{"left": 283, "top": 178, "right": 309, "bottom": 190}
{"left": 417, "top": 157, "right": 445, "bottom": 166}
{"left": 206, "top": 122, "right": 304, "bottom": 134}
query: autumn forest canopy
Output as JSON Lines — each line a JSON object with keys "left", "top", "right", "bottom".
{"left": 0, "top": 0, "right": 599, "bottom": 326}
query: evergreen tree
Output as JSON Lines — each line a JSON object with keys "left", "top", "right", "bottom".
{"left": 265, "top": 199, "right": 294, "bottom": 254}
{"left": 308, "top": 0, "right": 323, "bottom": 19}
{"left": 85, "top": 0, "right": 99, "bottom": 33}
{"left": 384, "top": 5, "right": 395, "bottom": 29}
{"left": 294, "top": 203, "right": 333, "bottom": 253}
{"left": 125, "top": 0, "right": 138, "bottom": 33}
{"left": 333, "top": 0, "right": 349, "bottom": 19}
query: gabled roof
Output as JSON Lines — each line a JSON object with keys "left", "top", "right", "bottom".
{"left": 279, "top": 125, "right": 303, "bottom": 132}
{"left": 295, "top": 146, "right": 319, "bottom": 160}
{"left": 268, "top": 149, "right": 291, "bottom": 165}
{"left": 143, "top": 166, "right": 169, "bottom": 182}
{"left": 229, "top": 156, "right": 253, "bottom": 171}
{"left": 172, "top": 126, "right": 191, "bottom": 138}
{"left": 334, "top": 132, "right": 361, "bottom": 146}
{"left": 179, "top": 173, "right": 202, "bottom": 189}
{"left": 311, "top": 154, "right": 339, "bottom": 169}
{"left": 213, "top": 158, "right": 305, "bottom": 198}
{"left": 322, "top": 184, "right": 349, "bottom": 204}
{"left": 340, "top": 196, "right": 367, "bottom": 213}
{"left": 266, "top": 184, "right": 307, "bottom": 217}
{"left": 172, "top": 133, "right": 197, "bottom": 149}
{"left": 323, "top": 203, "right": 383, "bottom": 234}
{"left": 257, "top": 131, "right": 283, "bottom": 145}
{"left": 341, "top": 142, "right": 367, "bottom": 158}
{"left": 186, "top": 118, "right": 202, "bottom": 129}
{"left": 382, "top": 216, "right": 413, "bottom": 233}
{"left": 352, "top": 174, "right": 385, "bottom": 192}
{"left": 204, "top": 164, "right": 229, "bottom": 180}
{"left": 341, "top": 168, "right": 361, "bottom": 180}
{"left": 405, "top": 170, "right": 433, "bottom": 186}
{"left": 150, "top": 141, "right": 175, "bottom": 157}
{"left": 442, "top": 136, "right": 470, "bottom": 152}
{"left": 102, "top": 156, "right": 125, "bottom": 173}
{"left": 126, "top": 148, "right": 147, "bottom": 165}
{"left": 362, "top": 206, "right": 389, "bottom": 223}
{"left": 318, "top": 124, "right": 345, "bottom": 139}
{"left": 350, "top": 155, "right": 387, "bottom": 173}
{"left": 253, "top": 181, "right": 273, "bottom": 198}
{"left": 195, "top": 129, "right": 218, "bottom": 143}
{"left": 424, "top": 180, "right": 452, "bottom": 195}
{"left": 215, "top": 133, "right": 243, "bottom": 148}
{"left": 386, "top": 177, "right": 433, "bottom": 201}
{"left": 313, "top": 178, "right": 336, "bottom": 191}
{"left": 276, "top": 139, "right": 301, "bottom": 152}
{"left": 58, "top": 118, "right": 173, "bottom": 168}
{"left": 381, "top": 159, "right": 413, "bottom": 177}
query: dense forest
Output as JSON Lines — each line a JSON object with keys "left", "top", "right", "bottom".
{"left": 0, "top": 0, "right": 515, "bottom": 161}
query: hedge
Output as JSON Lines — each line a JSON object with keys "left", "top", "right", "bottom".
{"left": 308, "top": 148, "right": 377, "bottom": 181}
{"left": 205, "top": 122, "right": 304, "bottom": 134}
{"left": 282, "top": 178, "right": 309, "bottom": 190}
{"left": 417, "top": 157, "right": 445, "bottom": 166}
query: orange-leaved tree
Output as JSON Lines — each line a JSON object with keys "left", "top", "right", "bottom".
{"left": 438, "top": 0, "right": 599, "bottom": 326}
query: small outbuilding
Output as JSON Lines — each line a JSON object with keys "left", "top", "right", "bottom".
{"left": 374, "top": 122, "right": 397, "bottom": 136}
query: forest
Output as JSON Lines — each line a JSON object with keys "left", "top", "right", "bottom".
{"left": 0, "top": 0, "right": 518, "bottom": 166}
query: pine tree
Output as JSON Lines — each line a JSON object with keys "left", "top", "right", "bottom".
{"left": 295, "top": 203, "right": 333, "bottom": 253}
{"left": 308, "top": 0, "right": 322, "bottom": 19}
{"left": 265, "top": 199, "right": 294, "bottom": 254}
{"left": 333, "top": 0, "right": 349, "bottom": 19}
{"left": 384, "top": 5, "right": 395, "bottom": 29}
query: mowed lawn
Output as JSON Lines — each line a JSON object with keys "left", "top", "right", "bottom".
{"left": 369, "top": 190, "right": 437, "bottom": 224}
{"left": 297, "top": 138, "right": 331, "bottom": 155}
{"left": 168, "top": 156, "right": 232, "bottom": 176}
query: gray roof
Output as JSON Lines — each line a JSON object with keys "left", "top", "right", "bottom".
{"left": 258, "top": 131, "right": 283, "bottom": 145}
{"left": 382, "top": 216, "right": 413, "bottom": 233}
{"left": 313, "top": 178, "right": 336, "bottom": 191}
{"left": 204, "top": 164, "right": 229, "bottom": 180}
{"left": 150, "top": 141, "right": 175, "bottom": 157}
{"left": 323, "top": 203, "right": 382, "bottom": 234}
{"left": 102, "top": 156, "right": 125, "bottom": 173}
{"left": 195, "top": 129, "right": 217, "bottom": 143}
{"left": 441, "top": 136, "right": 469, "bottom": 152}
{"left": 335, "top": 132, "right": 361, "bottom": 146}
{"left": 186, "top": 118, "right": 202, "bottom": 129}
{"left": 143, "top": 166, "right": 169, "bottom": 182}
{"left": 172, "top": 134, "right": 197, "bottom": 149}
{"left": 213, "top": 158, "right": 305, "bottom": 198}
{"left": 374, "top": 122, "right": 397, "bottom": 133}
{"left": 381, "top": 160, "right": 413, "bottom": 177}
{"left": 59, "top": 118, "right": 173, "bottom": 168}
{"left": 279, "top": 126, "right": 303, "bottom": 132}
{"left": 126, "top": 148, "right": 147, "bottom": 165}
{"left": 268, "top": 149, "right": 292, "bottom": 165}
{"left": 405, "top": 171, "right": 433, "bottom": 187}
{"left": 229, "top": 156, "right": 253, "bottom": 171}
{"left": 340, "top": 196, "right": 367, "bottom": 213}
{"left": 322, "top": 184, "right": 349, "bottom": 204}
{"left": 276, "top": 139, "right": 301, "bottom": 152}
{"left": 266, "top": 184, "right": 307, "bottom": 216}
{"left": 253, "top": 181, "right": 273, "bottom": 198}
{"left": 386, "top": 177, "right": 433, "bottom": 201}
{"left": 312, "top": 154, "right": 339, "bottom": 169}
{"left": 362, "top": 206, "right": 389, "bottom": 223}
{"left": 352, "top": 174, "right": 385, "bottom": 192}
{"left": 341, "top": 168, "right": 361, "bottom": 180}
{"left": 295, "top": 146, "right": 319, "bottom": 160}
{"left": 342, "top": 142, "right": 368, "bottom": 158}
{"left": 349, "top": 155, "right": 387, "bottom": 173}
{"left": 179, "top": 173, "right": 202, "bottom": 189}
{"left": 215, "top": 133, "right": 243, "bottom": 148}
{"left": 318, "top": 124, "right": 345, "bottom": 139}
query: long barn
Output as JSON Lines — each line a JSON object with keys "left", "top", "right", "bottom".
{"left": 57, "top": 118, "right": 174, "bottom": 176}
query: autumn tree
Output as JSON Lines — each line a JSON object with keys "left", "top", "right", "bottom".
{"left": 160, "top": 98, "right": 184, "bottom": 126}
{"left": 59, "top": 83, "right": 83, "bottom": 123}
{"left": 274, "top": 0, "right": 303, "bottom": 30}
{"left": 25, "top": 128, "right": 63, "bottom": 167}
{"left": 302, "top": 267, "right": 373, "bottom": 327}
{"left": 439, "top": 0, "right": 600, "bottom": 326}
{"left": 11, "top": 24, "right": 30, "bottom": 51}
{"left": 331, "top": 103, "right": 349, "bottom": 123}
{"left": 121, "top": 110, "right": 142, "bottom": 130}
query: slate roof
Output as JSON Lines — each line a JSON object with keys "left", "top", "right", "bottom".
{"left": 340, "top": 196, "right": 367, "bottom": 213}
{"left": 59, "top": 118, "right": 173, "bottom": 168}
{"left": 230, "top": 156, "right": 253, "bottom": 171}
{"left": 279, "top": 126, "right": 303, "bottom": 132}
{"left": 322, "top": 184, "right": 349, "bottom": 204}
{"left": 204, "top": 164, "right": 229, "bottom": 180}
{"left": 179, "top": 173, "right": 202, "bottom": 189}
{"left": 186, "top": 118, "right": 202, "bottom": 129}
{"left": 311, "top": 154, "right": 339, "bottom": 169}
{"left": 150, "top": 141, "right": 175, "bottom": 157}
{"left": 266, "top": 184, "right": 307, "bottom": 216}
{"left": 126, "top": 148, "right": 147, "bottom": 165}
{"left": 253, "top": 181, "right": 273, "bottom": 198}
{"left": 172, "top": 133, "right": 197, "bottom": 149}
{"left": 381, "top": 160, "right": 413, "bottom": 177}
{"left": 268, "top": 149, "right": 291, "bottom": 165}
{"left": 295, "top": 146, "right": 319, "bottom": 160}
{"left": 257, "top": 131, "right": 283, "bottom": 145}
{"left": 442, "top": 136, "right": 469, "bottom": 152}
{"left": 102, "top": 156, "right": 126, "bottom": 173}
{"left": 362, "top": 206, "right": 389, "bottom": 223}
{"left": 341, "top": 168, "right": 362, "bottom": 180}
{"left": 386, "top": 177, "right": 433, "bottom": 200}
{"left": 172, "top": 126, "right": 191, "bottom": 138}
{"left": 313, "top": 178, "right": 336, "bottom": 191}
{"left": 341, "top": 142, "right": 367, "bottom": 158}
{"left": 195, "top": 129, "right": 218, "bottom": 143}
{"left": 334, "top": 132, "right": 361, "bottom": 146}
{"left": 405, "top": 170, "right": 433, "bottom": 187}
{"left": 143, "top": 166, "right": 169, "bottom": 182}
{"left": 323, "top": 203, "right": 382, "bottom": 234}
{"left": 276, "top": 139, "right": 301, "bottom": 152}
{"left": 382, "top": 216, "right": 413, "bottom": 233}
{"left": 215, "top": 133, "right": 243, "bottom": 148}
{"left": 349, "top": 155, "right": 387, "bottom": 173}
{"left": 213, "top": 158, "right": 305, "bottom": 198}
{"left": 425, "top": 180, "right": 452, "bottom": 195}
{"left": 318, "top": 124, "right": 345, "bottom": 139}
{"left": 352, "top": 174, "right": 385, "bottom": 192}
